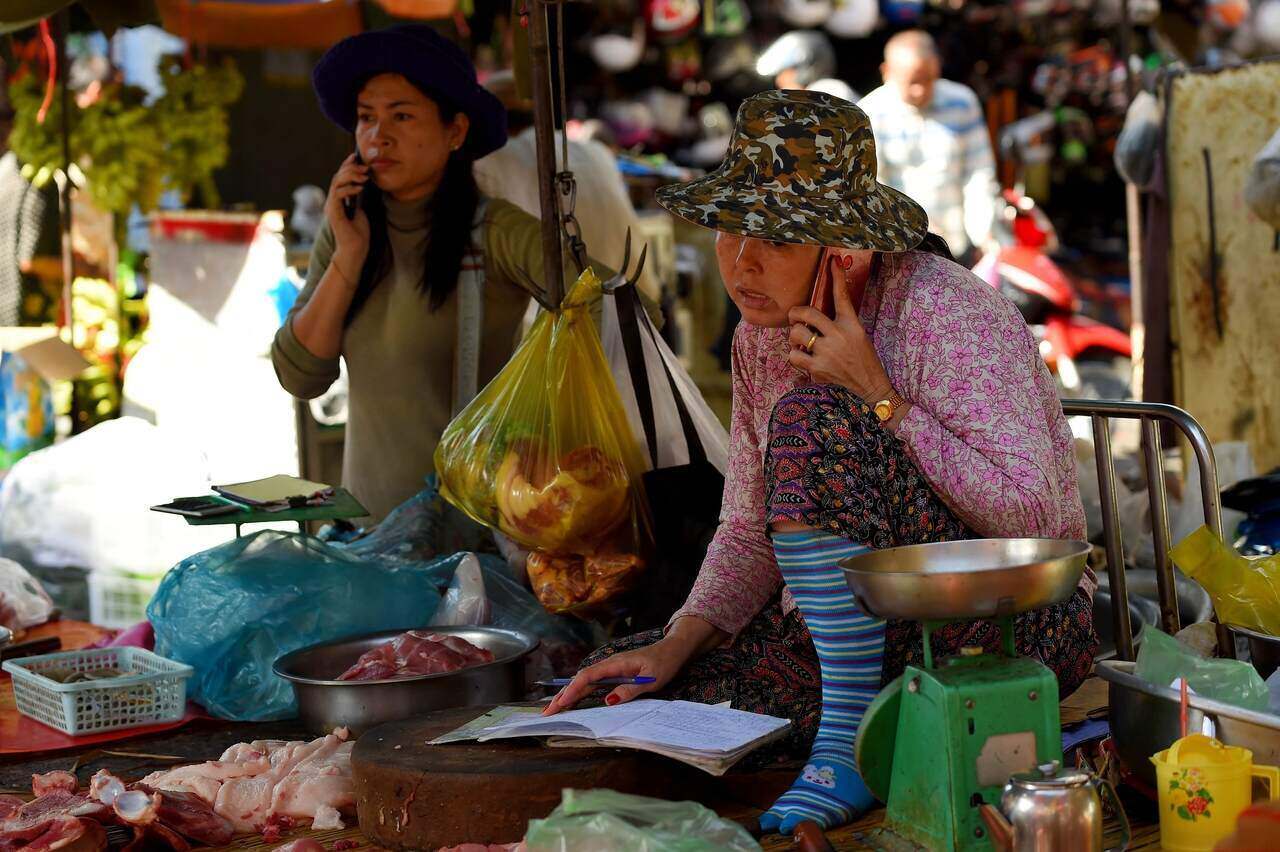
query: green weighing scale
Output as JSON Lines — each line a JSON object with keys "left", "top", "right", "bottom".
{"left": 841, "top": 538, "right": 1091, "bottom": 851}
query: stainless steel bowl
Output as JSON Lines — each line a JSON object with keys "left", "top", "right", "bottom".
{"left": 274, "top": 626, "right": 538, "bottom": 735}
{"left": 1097, "top": 659, "right": 1280, "bottom": 785}
{"left": 1092, "top": 589, "right": 1156, "bottom": 661}
{"left": 841, "top": 538, "right": 1090, "bottom": 621}
{"left": 1228, "top": 624, "right": 1280, "bottom": 679}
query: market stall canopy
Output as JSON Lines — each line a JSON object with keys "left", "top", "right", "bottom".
{"left": 155, "top": 0, "right": 362, "bottom": 49}
{"left": 0, "top": 0, "right": 157, "bottom": 35}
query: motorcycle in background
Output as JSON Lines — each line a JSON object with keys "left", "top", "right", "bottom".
{"left": 973, "top": 188, "right": 1133, "bottom": 399}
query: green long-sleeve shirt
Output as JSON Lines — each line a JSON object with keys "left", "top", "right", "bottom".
{"left": 273, "top": 196, "right": 561, "bottom": 524}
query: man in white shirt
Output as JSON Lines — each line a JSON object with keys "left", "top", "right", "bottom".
{"left": 859, "top": 30, "right": 997, "bottom": 261}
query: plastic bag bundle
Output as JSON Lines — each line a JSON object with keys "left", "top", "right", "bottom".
{"left": 1114, "top": 91, "right": 1161, "bottom": 190}
{"left": 1134, "top": 627, "right": 1270, "bottom": 713}
{"left": 342, "top": 475, "right": 499, "bottom": 564}
{"left": 148, "top": 531, "right": 448, "bottom": 720}
{"left": 1245, "top": 128, "right": 1280, "bottom": 229}
{"left": 435, "top": 269, "right": 651, "bottom": 614}
{"left": 523, "top": 789, "right": 762, "bottom": 852}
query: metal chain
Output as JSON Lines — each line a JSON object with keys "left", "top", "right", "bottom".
{"left": 551, "top": 0, "right": 587, "bottom": 272}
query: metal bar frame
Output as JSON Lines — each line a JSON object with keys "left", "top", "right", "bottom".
{"left": 527, "top": 0, "right": 565, "bottom": 310}
{"left": 1061, "top": 399, "right": 1229, "bottom": 661}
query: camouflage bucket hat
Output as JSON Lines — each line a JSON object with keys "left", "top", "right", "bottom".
{"left": 656, "top": 89, "right": 928, "bottom": 252}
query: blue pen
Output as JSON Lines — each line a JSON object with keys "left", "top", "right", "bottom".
{"left": 535, "top": 676, "right": 657, "bottom": 687}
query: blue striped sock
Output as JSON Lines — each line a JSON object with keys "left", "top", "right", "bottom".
{"left": 759, "top": 530, "right": 885, "bottom": 835}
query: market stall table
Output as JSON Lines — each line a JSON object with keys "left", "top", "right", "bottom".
{"left": 1, "top": 670, "right": 1165, "bottom": 850}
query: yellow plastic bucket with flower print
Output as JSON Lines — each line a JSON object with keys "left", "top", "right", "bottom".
{"left": 1151, "top": 734, "right": 1280, "bottom": 850}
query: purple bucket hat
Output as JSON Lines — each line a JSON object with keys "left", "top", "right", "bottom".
{"left": 313, "top": 24, "right": 507, "bottom": 158}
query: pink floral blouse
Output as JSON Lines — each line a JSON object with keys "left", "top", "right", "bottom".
{"left": 672, "top": 250, "right": 1090, "bottom": 638}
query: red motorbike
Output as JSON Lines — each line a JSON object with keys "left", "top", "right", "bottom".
{"left": 973, "top": 190, "right": 1132, "bottom": 398}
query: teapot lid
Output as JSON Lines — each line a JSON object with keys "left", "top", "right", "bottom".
{"left": 1009, "top": 760, "right": 1091, "bottom": 788}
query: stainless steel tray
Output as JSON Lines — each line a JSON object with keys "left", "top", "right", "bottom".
{"left": 1097, "top": 659, "right": 1280, "bottom": 785}
{"left": 840, "top": 538, "right": 1090, "bottom": 620}
{"left": 274, "top": 626, "right": 538, "bottom": 735}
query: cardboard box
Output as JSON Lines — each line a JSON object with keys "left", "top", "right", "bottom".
{"left": 0, "top": 327, "right": 91, "bottom": 383}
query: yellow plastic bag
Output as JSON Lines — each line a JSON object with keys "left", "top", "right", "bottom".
{"left": 1171, "top": 526, "right": 1280, "bottom": 637}
{"left": 435, "top": 270, "right": 650, "bottom": 611}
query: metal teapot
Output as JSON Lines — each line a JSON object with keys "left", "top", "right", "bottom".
{"left": 978, "top": 761, "right": 1130, "bottom": 852}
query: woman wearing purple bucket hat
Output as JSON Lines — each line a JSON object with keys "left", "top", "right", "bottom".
{"left": 272, "top": 25, "right": 577, "bottom": 524}
{"left": 548, "top": 90, "right": 1098, "bottom": 835}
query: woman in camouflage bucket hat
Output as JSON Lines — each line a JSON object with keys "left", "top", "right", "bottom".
{"left": 548, "top": 90, "right": 1098, "bottom": 835}
{"left": 656, "top": 89, "right": 929, "bottom": 251}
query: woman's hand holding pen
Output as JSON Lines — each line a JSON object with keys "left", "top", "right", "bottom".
{"left": 542, "top": 616, "right": 726, "bottom": 716}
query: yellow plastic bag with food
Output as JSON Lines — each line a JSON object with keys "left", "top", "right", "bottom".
{"left": 435, "top": 269, "right": 650, "bottom": 612}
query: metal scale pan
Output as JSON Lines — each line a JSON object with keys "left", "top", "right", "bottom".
{"left": 841, "top": 537, "right": 1091, "bottom": 622}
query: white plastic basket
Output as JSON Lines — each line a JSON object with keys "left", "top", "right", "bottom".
{"left": 2, "top": 647, "right": 193, "bottom": 736}
{"left": 88, "top": 572, "right": 163, "bottom": 630}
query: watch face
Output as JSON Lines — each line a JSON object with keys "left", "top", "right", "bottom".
{"left": 874, "top": 400, "right": 893, "bottom": 421}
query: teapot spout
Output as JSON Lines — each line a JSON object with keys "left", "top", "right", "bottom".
{"left": 979, "top": 803, "right": 1014, "bottom": 851}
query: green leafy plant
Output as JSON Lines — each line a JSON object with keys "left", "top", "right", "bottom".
{"left": 6, "top": 54, "right": 244, "bottom": 218}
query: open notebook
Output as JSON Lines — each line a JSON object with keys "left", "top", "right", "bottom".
{"left": 433, "top": 700, "right": 790, "bottom": 776}
{"left": 213, "top": 475, "right": 332, "bottom": 506}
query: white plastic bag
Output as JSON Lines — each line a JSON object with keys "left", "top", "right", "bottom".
{"left": 0, "top": 417, "right": 227, "bottom": 577}
{"left": 0, "top": 558, "right": 54, "bottom": 630}
{"left": 1245, "top": 127, "right": 1280, "bottom": 229}
{"left": 430, "top": 553, "right": 493, "bottom": 627}
{"left": 1114, "top": 91, "right": 1161, "bottom": 189}
{"left": 600, "top": 286, "right": 728, "bottom": 475}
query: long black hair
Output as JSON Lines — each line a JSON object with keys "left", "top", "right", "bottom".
{"left": 344, "top": 94, "right": 480, "bottom": 324}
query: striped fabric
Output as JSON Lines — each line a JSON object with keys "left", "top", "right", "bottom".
{"left": 760, "top": 530, "right": 885, "bottom": 834}
{"left": 858, "top": 79, "right": 997, "bottom": 256}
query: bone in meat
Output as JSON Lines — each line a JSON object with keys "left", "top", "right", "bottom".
{"left": 0, "top": 815, "right": 104, "bottom": 852}
{"left": 0, "top": 792, "right": 111, "bottom": 832}
{"left": 130, "top": 785, "right": 233, "bottom": 847}
{"left": 31, "top": 773, "right": 78, "bottom": 798}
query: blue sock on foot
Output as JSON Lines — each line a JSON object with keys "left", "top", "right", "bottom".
{"left": 759, "top": 530, "right": 885, "bottom": 835}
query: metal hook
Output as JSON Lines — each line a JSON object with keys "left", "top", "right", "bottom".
{"left": 513, "top": 266, "right": 559, "bottom": 313}
{"left": 602, "top": 227, "right": 648, "bottom": 294}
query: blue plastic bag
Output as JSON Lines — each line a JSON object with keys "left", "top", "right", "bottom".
{"left": 343, "top": 475, "right": 498, "bottom": 563}
{"left": 148, "top": 530, "right": 448, "bottom": 721}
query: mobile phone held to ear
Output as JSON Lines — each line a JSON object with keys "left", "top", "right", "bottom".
{"left": 344, "top": 148, "right": 363, "bottom": 220}
{"left": 807, "top": 247, "right": 836, "bottom": 318}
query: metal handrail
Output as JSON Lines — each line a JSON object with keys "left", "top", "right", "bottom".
{"left": 1061, "top": 399, "right": 1228, "bottom": 661}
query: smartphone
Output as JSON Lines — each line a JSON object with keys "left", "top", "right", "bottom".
{"left": 807, "top": 247, "right": 836, "bottom": 318}
{"left": 151, "top": 497, "right": 242, "bottom": 518}
{"left": 343, "top": 147, "right": 364, "bottom": 220}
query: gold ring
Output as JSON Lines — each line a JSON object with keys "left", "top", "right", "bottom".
{"left": 804, "top": 332, "right": 819, "bottom": 353}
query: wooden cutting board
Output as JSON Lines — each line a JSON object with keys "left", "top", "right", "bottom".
{"left": 352, "top": 704, "right": 727, "bottom": 850}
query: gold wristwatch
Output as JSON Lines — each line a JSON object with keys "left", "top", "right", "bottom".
{"left": 873, "top": 389, "right": 906, "bottom": 424}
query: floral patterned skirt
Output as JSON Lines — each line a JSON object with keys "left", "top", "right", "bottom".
{"left": 584, "top": 384, "right": 1098, "bottom": 762}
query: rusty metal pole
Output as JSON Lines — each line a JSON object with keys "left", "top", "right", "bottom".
{"left": 527, "top": 0, "right": 565, "bottom": 310}
{"left": 1120, "top": 0, "right": 1146, "bottom": 399}
{"left": 55, "top": 9, "right": 74, "bottom": 334}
